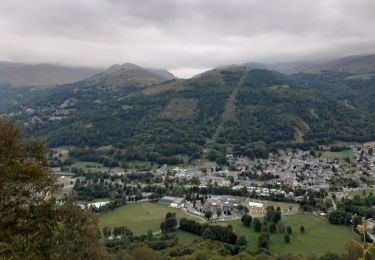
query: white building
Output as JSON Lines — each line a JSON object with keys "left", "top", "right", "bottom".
{"left": 248, "top": 202, "right": 263, "bottom": 208}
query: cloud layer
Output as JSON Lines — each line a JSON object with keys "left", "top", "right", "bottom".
{"left": 0, "top": 0, "right": 374, "bottom": 77}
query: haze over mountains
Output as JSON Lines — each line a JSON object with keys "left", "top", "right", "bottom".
{"left": 2, "top": 54, "right": 375, "bottom": 88}
{"left": 246, "top": 54, "right": 375, "bottom": 75}
{"left": 0, "top": 61, "right": 102, "bottom": 87}
{"left": 0, "top": 61, "right": 175, "bottom": 87}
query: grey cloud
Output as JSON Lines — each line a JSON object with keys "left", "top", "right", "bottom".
{"left": 0, "top": 0, "right": 374, "bottom": 77}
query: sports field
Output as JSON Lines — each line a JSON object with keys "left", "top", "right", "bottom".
{"left": 99, "top": 202, "right": 202, "bottom": 234}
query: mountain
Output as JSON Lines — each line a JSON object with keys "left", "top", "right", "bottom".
{"left": 246, "top": 54, "right": 375, "bottom": 75}
{"left": 0, "top": 61, "right": 102, "bottom": 87}
{"left": 2, "top": 64, "right": 374, "bottom": 166}
{"left": 79, "top": 63, "right": 176, "bottom": 89}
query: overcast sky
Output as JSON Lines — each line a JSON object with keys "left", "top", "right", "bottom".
{"left": 0, "top": 0, "right": 375, "bottom": 78}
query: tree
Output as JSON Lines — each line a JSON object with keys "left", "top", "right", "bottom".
{"left": 265, "top": 205, "right": 281, "bottom": 224}
{"left": 273, "top": 207, "right": 282, "bottom": 223}
{"left": 300, "top": 225, "right": 305, "bottom": 234}
{"left": 258, "top": 233, "right": 269, "bottom": 249}
{"left": 270, "top": 223, "right": 276, "bottom": 233}
{"left": 328, "top": 210, "right": 352, "bottom": 225}
{"left": 241, "top": 214, "right": 252, "bottom": 227}
{"left": 160, "top": 221, "right": 167, "bottom": 233}
{"left": 161, "top": 212, "right": 177, "bottom": 232}
{"left": 352, "top": 215, "right": 363, "bottom": 227}
{"left": 103, "top": 226, "right": 112, "bottom": 237}
{"left": 0, "top": 118, "right": 110, "bottom": 259}
{"left": 236, "top": 235, "right": 248, "bottom": 246}
{"left": 216, "top": 208, "right": 222, "bottom": 218}
{"left": 265, "top": 206, "right": 275, "bottom": 222}
{"left": 286, "top": 226, "right": 292, "bottom": 235}
{"left": 205, "top": 210, "right": 213, "bottom": 221}
{"left": 202, "top": 228, "right": 214, "bottom": 240}
{"left": 253, "top": 218, "right": 262, "bottom": 232}
{"left": 130, "top": 245, "right": 161, "bottom": 260}
{"left": 284, "top": 234, "right": 290, "bottom": 243}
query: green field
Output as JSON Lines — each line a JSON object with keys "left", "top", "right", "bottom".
{"left": 175, "top": 230, "right": 202, "bottom": 245}
{"left": 224, "top": 213, "right": 357, "bottom": 256}
{"left": 99, "top": 202, "right": 202, "bottom": 234}
{"left": 99, "top": 203, "right": 357, "bottom": 256}
{"left": 70, "top": 161, "right": 109, "bottom": 173}
{"left": 349, "top": 189, "right": 375, "bottom": 198}
{"left": 321, "top": 150, "right": 355, "bottom": 162}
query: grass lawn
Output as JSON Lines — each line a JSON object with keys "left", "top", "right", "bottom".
{"left": 174, "top": 213, "right": 355, "bottom": 255}
{"left": 349, "top": 189, "right": 375, "bottom": 198}
{"left": 224, "top": 213, "right": 357, "bottom": 256}
{"left": 70, "top": 161, "right": 109, "bottom": 173}
{"left": 270, "top": 213, "right": 356, "bottom": 256}
{"left": 174, "top": 230, "right": 202, "bottom": 245}
{"left": 99, "top": 202, "right": 202, "bottom": 235}
{"left": 321, "top": 150, "right": 355, "bottom": 163}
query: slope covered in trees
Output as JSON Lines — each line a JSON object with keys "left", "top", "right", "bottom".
{"left": 1, "top": 66, "right": 374, "bottom": 165}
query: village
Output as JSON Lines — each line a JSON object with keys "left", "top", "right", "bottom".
{"left": 53, "top": 144, "right": 375, "bottom": 216}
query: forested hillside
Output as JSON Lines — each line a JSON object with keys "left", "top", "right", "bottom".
{"left": 1, "top": 66, "right": 374, "bottom": 166}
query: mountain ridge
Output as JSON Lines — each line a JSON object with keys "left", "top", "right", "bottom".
{"left": 1, "top": 64, "right": 374, "bottom": 165}
{"left": 0, "top": 61, "right": 176, "bottom": 88}
{"left": 245, "top": 54, "right": 375, "bottom": 75}
{"left": 0, "top": 61, "right": 102, "bottom": 87}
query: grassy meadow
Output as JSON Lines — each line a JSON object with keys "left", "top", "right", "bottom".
{"left": 99, "top": 201, "right": 357, "bottom": 256}
{"left": 99, "top": 202, "right": 202, "bottom": 234}
{"left": 220, "top": 213, "right": 357, "bottom": 256}
{"left": 169, "top": 212, "right": 356, "bottom": 256}
{"left": 349, "top": 189, "right": 375, "bottom": 198}
{"left": 70, "top": 161, "right": 110, "bottom": 173}
{"left": 321, "top": 149, "right": 355, "bottom": 163}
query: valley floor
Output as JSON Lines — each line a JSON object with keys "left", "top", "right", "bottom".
{"left": 99, "top": 202, "right": 357, "bottom": 256}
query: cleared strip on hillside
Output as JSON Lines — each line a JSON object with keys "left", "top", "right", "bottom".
{"left": 160, "top": 98, "right": 197, "bottom": 120}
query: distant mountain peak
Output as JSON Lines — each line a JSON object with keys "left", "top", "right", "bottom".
{"left": 84, "top": 63, "right": 175, "bottom": 88}
{"left": 105, "top": 63, "right": 143, "bottom": 74}
{"left": 0, "top": 61, "right": 102, "bottom": 87}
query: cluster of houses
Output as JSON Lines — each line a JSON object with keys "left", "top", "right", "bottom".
{"left": 238, "top": 150, "right": 355, "bottom": 190}
{"left": 232, "top": 185, "right": 294, "bottom": 198}
{"left": 162, "top": 165, "right": 233, "bottom": 187}
{"left": 226, "top": 154, "right": 249, "bottom": 172}
{"left": 353, "top": 145, "right": 375, "bottom": 176}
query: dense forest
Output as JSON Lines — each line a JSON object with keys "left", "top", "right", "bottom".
{"left": 0, "top": 67, "right": 374, "bottom": 165}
